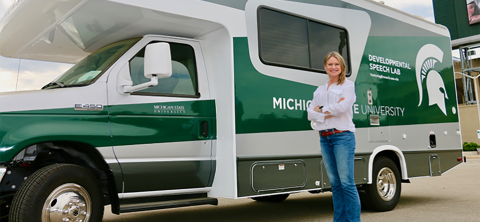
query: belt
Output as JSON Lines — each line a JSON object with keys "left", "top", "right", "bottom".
{"left": 319, "top": 129, "right": 349, "bottom": 137}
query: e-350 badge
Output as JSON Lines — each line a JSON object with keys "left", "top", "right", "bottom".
{"left": 74, "top": 104, "right": 104, "bottom": 111}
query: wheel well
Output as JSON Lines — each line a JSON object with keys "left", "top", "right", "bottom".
{"left": 22, "top": 142, "right": 108, "bottom": 175}
{"left": 4, "top": 141, "right": 120, "bottom": 213}
{"left": 374, "top": 150, "right": 402, "bottom": 179}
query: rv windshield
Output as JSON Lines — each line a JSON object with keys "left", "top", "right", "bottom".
{"left": 42, "top": 37, "right": 141, "bottom": 89}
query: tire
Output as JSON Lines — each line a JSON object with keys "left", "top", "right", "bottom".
{"left": 9, "top": 164, "right": 104, "bottom": 222}
{"left": 360, "top": 157, "right": 401, "bottom": 212}
{"left": 251, "top": 194, "right": 290, "bottom": 203}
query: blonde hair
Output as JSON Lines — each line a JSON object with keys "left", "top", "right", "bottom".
{"left": 324, "top": 51, "right": 347, "bottom": 85}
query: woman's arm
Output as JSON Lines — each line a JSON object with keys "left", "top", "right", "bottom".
{"left": 320, "top": 97, "right": 344, "bottom": 119}
{"left": 322, "top": 84, "right": 356, "bottom": 115}
{"left": 307, "top": 93, "right": 326, "bottom": 122}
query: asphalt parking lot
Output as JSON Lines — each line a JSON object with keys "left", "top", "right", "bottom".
{"left": 103, "top": 157, "right": 480, "bottom": 222}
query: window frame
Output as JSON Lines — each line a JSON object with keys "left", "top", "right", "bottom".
{"left": 257, "top": 7, "right": 352, "bottom": 76}
{"left": 129, "top": 41, "right": 201, "bottom": 98}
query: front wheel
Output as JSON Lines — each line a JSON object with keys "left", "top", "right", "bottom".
{"left": 9, "top": 164, "right": 104, "bottom": 222}
{"left": 360, "top": 157, "right": 401, "bottom": 211}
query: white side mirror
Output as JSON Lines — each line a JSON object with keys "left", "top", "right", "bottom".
{"left": 145, "top": 42, "right": 172, "bottom": 79}
{"left": 123, "top": 42, "right": 172, "bottom": 93}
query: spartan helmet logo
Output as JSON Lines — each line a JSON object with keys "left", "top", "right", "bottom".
{"left": 416, "top": 44, "right": 448, "bottom": 116}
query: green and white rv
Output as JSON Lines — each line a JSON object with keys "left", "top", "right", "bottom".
{"left": 0, "top": 0, "right": 463, "bottom": 221}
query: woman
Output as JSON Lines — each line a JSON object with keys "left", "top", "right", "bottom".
{"left": 307, "top": 52, "right": 360, "bottom": 222}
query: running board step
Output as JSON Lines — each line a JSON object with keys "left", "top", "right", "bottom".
{"left": 119, "top": 197, "right": 218, "bottom": 213}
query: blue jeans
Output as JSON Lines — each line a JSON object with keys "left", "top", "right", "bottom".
{"left": 320, "top": 130, "right": 361, "bottom": 222}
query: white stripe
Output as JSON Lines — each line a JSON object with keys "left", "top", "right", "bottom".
{"left": 105, "top": 159, "right": 118, "bottom": 164}
{"left": 113, "top": 141, "right": 212, "bottom": 160}
{"left": 116, "top": 157, "right": 212, "bottom": 163}
{"left": 119, "top": 187, "right": 212, "bottom": 199}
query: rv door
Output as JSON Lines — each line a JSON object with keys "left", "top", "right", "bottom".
{"left": 106, "top": 36, "right": 214, "bottom": 195}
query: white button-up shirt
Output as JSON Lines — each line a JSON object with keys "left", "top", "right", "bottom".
{"left": 307, "top": 79, "right": 356, "bottom": 132}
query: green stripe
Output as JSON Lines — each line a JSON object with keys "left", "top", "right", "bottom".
{"left": 108, "top": 100, "right": 216, "bottom": 117}
{"left": 110, "top": 115, "right": 214, "bottom": 146}
{"left": 0, "top": 114, "right": 111, "bottom": 162}
{"left": 0, "top": 100, "right": 216, "bottom": 162}
{"left": 109, "top": 100, "right": 216, "bottom": 146}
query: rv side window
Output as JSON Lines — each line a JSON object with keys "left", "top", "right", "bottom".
{"left": 308, "top": 21, "right": 349, "bottom": 71}
{"left": 258, "top": 8, "right": 309, "bottom": 69}
{"left": 129, "top": 43, "right": 198, "bottom": 97}
{"left": 258, "top": 8, "right": 350, "bottom": 75}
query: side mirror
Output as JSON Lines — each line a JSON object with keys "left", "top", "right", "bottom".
{"left": 145, "top": 42, "right": 172, "bottom": 79}
{"left": 123, "top": 42, "right": 172, "bottom": 93}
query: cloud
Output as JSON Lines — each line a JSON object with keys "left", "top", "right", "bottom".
{"left": 0, "top": 57, "right": 72, "bottom": 92}
{"left": 16, "top": 60, "right": 72, "bottom": 91}
{"left": 0, "top": 56, "right": 21, "bottom": 92}
{"left": 0, "top": 70, "right": 16, "bottom": 92}
{"left": 424, "top": 16, "right": 435, "bottom": 23}
{"left": 0, "top": 0, "right": 12, "bottom": 15}
{"left": 399, "top": 4, "right": 435, "bottom": 22}
{"left": 381, "top": 0, "right": 432, "bottom": 9}
{"left": 0, "top": 1, "right": 75, "bottom": 93}
{"left": 377, "top": 0, "right": 435, "bottom": 22}
{"left": 2, "top": 0, "right": 13, "bottom": 8}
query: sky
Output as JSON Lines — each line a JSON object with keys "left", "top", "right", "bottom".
{"left": 0, "top": 0, "right": 446, "bottom": 92}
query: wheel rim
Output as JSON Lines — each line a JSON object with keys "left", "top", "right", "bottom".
{"left": 376, "top": 167, "right": 396, "bottom": 201}
{"left": 42, "top": 183, "right": 92, "bottom": 222}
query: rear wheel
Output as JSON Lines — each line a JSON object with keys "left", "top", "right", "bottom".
{"left": 9, "top": 164, "right": 104, "bottom": 222}
{"left": 360, "top": 157, "right": 401, "bottom": 211}
{"left": 251, "top": 194, "right": 290, "bottom": 203}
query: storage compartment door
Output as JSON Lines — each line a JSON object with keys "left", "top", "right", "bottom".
{"left": 251, "top": 160, "right": 306, "bottom": 192}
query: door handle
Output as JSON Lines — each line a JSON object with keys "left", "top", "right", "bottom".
{"left": 201, "top": 121, "right": 208, "bottom": 138}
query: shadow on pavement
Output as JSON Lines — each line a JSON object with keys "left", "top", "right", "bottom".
{"left": 103, "top": 193, "right": 335, "bottom": 222}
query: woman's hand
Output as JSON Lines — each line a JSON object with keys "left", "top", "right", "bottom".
{"left": 313, "top": 97, "right": 343, "bottom": 115}
{"left": 323, "top": 98, "right": 344, "bottom": 119}
{"left": 315, "top": 106, "right": 330, "bottom": 114}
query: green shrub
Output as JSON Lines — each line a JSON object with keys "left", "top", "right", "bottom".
{"left": 463, "top": 142, "right": 479, "bottom": 151}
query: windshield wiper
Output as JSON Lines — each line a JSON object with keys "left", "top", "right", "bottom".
{"left": 61, "top": 83, "right": 89, "bottom": 88}
{"left": 41, "top": 81, "right": 65, "bottom": 89}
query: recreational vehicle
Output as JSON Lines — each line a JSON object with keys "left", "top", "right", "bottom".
{"left": 0, "top": 0, "right": 462, "bottom": 221}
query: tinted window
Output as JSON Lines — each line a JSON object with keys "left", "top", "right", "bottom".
{"left": 259, "top": 9, "right": 309, "bottom": 69}
{"left": 258, "top": 8, "right": 350, "bottom": 74}
{"left": 308, "top": 21, "right": 349, "bottom": 71}
{"left": 130, "top": 43, "right": 198, "bottom": 96}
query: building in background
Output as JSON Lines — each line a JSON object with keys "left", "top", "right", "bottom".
{"left": 434, "top": 0, "right": 480, "bottom": 144}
